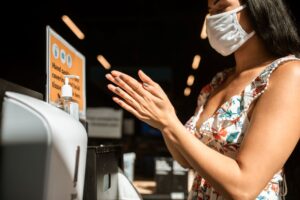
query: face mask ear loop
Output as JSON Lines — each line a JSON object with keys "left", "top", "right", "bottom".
{"left": 246, "top": 31, "right": 256, "bottom": 39}
{"left": 207, "top": 4, "right": 247, "bottom": 19}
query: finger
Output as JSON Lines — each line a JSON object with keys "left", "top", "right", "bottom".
{"left": 110, "top": 70, "right": 122, "bottom": 77}
{"left": 141, "top": 82, "right": 163, "bottom": 99}
{"left": 106, "top": 73, "right": 145, "bottom": 104}
{"left": 138, "top": 70, "right": 155, "bottom": 85}
{"left": 112, "top": 96, "right": 145, "bottom": 120}
{"left": 111, "top": 70, "right": 147, "bottom": 97}
{"left": 137, "top": 70, "right": 163, "bottom": 99}
{"left": 105, "top": 74, "right": 127, "bottom": 95}
{"left": 107, "top": 83, "right": 157, "bottom": 117}
{"left": 107, "top": 84, "right": 140, "bottom": 110}
{"left": 107, "top": 71, "right": 160, "bottom": 114}
{"left": 105, "top": 73, "right": 123, "bottom": 87}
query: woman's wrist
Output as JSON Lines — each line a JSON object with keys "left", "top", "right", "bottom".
{"left": 160, "top": 115, "right": 183, "bottom": 137}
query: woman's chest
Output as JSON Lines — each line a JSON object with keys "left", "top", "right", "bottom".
{"left": 195, "top": 73, "right": 256, "bottom": 130}
{"left": 193, "top": 95, "right": 250, "bottom": 156}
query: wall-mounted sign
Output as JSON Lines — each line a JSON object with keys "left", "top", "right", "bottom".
{"left": 46, "top": 26, "right": 86, "bottom": 119}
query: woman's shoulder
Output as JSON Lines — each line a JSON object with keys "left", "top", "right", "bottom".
{"left": 279, "top": 58, "right": 300, "bottom": 71}
{"left": 265, "top": 57, "right": 300, "bottom": 99}
{"left": 271, "top": 58, "right": 300, "bottom": 83}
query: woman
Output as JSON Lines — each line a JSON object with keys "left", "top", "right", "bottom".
{"left": 105, "top": 0, "right": 300, "bottom": 199}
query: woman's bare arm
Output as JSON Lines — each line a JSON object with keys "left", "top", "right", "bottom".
{"left": 106, "top": 62, "right": 300, "bottom": 199}
{"left": 105, "top": 71, "right": 191, "bottom": 168}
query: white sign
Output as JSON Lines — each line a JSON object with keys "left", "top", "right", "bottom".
{"left": 87, "top": 107, "right": 123, "bottom": 138}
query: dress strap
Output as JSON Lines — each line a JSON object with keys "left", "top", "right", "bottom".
{"left": 210, "top": 67, "right": 234, "bottom": 89}
{"left": 242, "top": 55, "right": 300, "bottom": 112}
{"left": 194, "top": 67, "right": 234, "bottom": 119}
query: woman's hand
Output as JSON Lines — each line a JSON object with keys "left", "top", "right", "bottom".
{"left": 105, "top": 69, "right": 178, "bottom": 131}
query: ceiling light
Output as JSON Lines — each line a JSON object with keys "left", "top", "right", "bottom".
{"left": 97, "top": 55, "right": 111, "bottom": 70}
{"left": 62, "top": 15, "right": 85, "bottom": 40}
{"left": 187, "top": 75, "right": 195, "bottom": 86}
{"left": 192, "top": 55, "right": 201, "bottom": 70}
{"left": 200, "top": 14, "right": 208, "bottom": 39}
{"left": 184, "top": 87, "right": 191, "bottom": 97}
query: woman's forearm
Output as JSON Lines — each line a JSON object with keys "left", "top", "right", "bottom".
{"left": 161, "top": 133, "right": 191, "bottom": 168}
{"left": 161, "top": 119, "right": 250, "bottom": 200}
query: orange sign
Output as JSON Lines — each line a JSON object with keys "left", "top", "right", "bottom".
{"left": 46, "top": 26, "right": 86, "bottom": 119}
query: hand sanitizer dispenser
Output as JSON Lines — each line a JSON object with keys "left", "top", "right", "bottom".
{"left": 56, "top": 75, "right": 80, "bottom": 120}
{"left": 0, "top": 91, "right": 87, "bottom": 200}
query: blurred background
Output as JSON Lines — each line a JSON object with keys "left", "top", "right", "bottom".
{"left": 1, "top": 0, "right": 300, "bottom": 197}
{"left": 2, "top": 0, "right": 299, "bottom": 121}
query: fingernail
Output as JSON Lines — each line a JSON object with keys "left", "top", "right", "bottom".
{"left": 112, "top": 97, "right": 120, "bottom": 103}
{"left": 107, "top": 84, "right": 112, "bottom": 89}
{"left": 115, "top": 87, "right": 121, "bottom": 93}
{"left": 105, "top": 74, "right": 110, "bottom": 79}
{"left": 115, "top": 77, "right": 121, "bottom": 82}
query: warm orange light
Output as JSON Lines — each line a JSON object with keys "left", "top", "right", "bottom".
{"left": 62, "top": 15, "right": 85, "bottom": 40}
{"left": 192, "top": 55, "right": 201, "bottom": 70}
{"left": 97, "top": 55, "right": 111, "bottom": 70}
{"left": 184, "top": 87, "right": 191, "bottom": 96}
{"left": 187, "top": 75, "right": 195, "bottom": 86}
{"left": 200, "top": 14, "right": 208, "bottom": 39}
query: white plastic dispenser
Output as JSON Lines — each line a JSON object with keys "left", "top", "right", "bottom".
{"left": 0, "top": 91, "right": 87, "bottom": 200}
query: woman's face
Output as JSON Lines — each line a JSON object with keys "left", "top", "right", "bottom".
{"left": 207, "top": 0, "right": 252, "bottom": 33}
{"left": 208, "top": 0, "right": 241, "bottom": 15}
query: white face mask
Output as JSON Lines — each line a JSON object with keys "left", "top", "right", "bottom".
{"left": 206, "top": 5, "right": 255, "bottom": 56}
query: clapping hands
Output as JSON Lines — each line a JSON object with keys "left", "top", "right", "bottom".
{"left": 105, "top": 70, "right": 178, "bottom": 131}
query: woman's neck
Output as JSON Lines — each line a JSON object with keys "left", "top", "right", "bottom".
{"left": 233, "top": 35, "right": 277, "bottom": 74}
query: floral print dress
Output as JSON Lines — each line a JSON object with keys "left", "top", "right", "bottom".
{"left": 185, "top": 55, "right": 299, "bottom": 200}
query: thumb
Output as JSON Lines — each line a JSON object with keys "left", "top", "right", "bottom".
{"left": 138, "top": 69, "right": 165, "bottom": 99}
{"left": 138, "top": 70, "right": 154, "bottom": 85}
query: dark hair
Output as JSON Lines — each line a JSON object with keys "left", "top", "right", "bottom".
{"left": 245, "top": 0, "right": 300, "bottom": 57}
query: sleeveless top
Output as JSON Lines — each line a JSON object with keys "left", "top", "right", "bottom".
{"left": 184, "top": 55, "right": 299, "bottom": 200}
